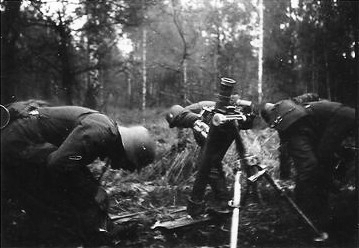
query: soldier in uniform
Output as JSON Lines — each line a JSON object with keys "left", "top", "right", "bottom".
{"left": 166, "top": 101, "right": 231, "bottom": 216}
{"left": 278, "top": 93, "right": 321, "bottom": 179}
{"left": 1, "top": 101, "right": 156, "bottom": 247}
{"left": 260, "top": 99, "right": 355, "bottom": 233}
{"left": 166, "top": 96, "right": 255, "bottom": 217}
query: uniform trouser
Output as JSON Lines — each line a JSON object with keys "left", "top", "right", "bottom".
{"left": 278, "top": 140, "right": 293, "bottom": 179}
{"left": 207, "top": 166, "right": 230, "bottom": 201}
{"left": 49, "top": 166, "right": 110, "bottom": 245}
{"left": 285, "top": 123, "right": 329, "bottom": 230}
{"left": 191, "top": 123, "right": 236, "bottom": 202}
{"left": 2, "top": 159, "right": 109, "bottom": 246}
{"left": 194, "top": 144, "right": 230, "bottom": 202}
{"left": 317, "top": 106, "right": 355, "bottom": 170}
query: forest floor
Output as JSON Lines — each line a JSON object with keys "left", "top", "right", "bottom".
{"left": 101, "top": 153, "right": 357, "bottom": 248}
{"left": 106, "top": 179, "right": 357, "bottom": 248}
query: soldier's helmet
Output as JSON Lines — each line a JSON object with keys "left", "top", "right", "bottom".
{"left": 292, "top": 93, "right": 320, "bottom": 104}
{"left": 117, "top": 126, "right": 156, "bottom": 170}
{"left": 165, "top": 105, "right": 184, "bottom": 127}
{"left": 260, "top": 99, "right": 308, "bottom": 131}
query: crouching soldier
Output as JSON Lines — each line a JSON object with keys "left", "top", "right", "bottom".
{"left": 1, "top": 101, "right": 156, "bottom": 247}
{"left": 260, "top": 99, "right": 355, "bottom": 235}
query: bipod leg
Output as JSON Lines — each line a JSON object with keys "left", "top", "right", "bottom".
{"left": 255, "top": 165, "right": 328, "bottom": 242}
{"left": 232, "top": 122, "right": 248, "bottom": 206}
{"left": 229, "top": 169, "right": 241, "bottom": 248}
{"left": 232, "top": 122, "right": 262, "bottom": 205}
{"left": 240, "top": 167, "right": 262, "bottom": 206}
{"left": 246, "top": 166, "right": 263, "bottom": 204}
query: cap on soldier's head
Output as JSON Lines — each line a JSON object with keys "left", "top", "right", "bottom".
{"left": 117, "top": 126, "right": 156, "bottom": 171}
{"left": 165, "top": 105, "right": 184, "bottom": 127}
{"left": 261, "top": 100, "right": 308, "bottom": 131}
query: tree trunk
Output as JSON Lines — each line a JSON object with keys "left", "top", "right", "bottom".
{"left": 127, "top": 74, "right": 132, "bottom": 98}
{"left": 142, "top": 27, "right": 147, "bottom": 112}
{"left": 257, "top": 0, "right": 264, "bottom": 103}
{"left": 324, "top": 51, "right": 332, "bottom": 100}
{"left": 183, "top": 59, "right": 188, "bottom": 104}
{"left": 1, "top": 0, "right": 21, "bottom": 103}
{"left": 127, "top": 73, "right": 132, "bottom": 108}
{"left": 57, "top": 20, "right": 73, "bottom": 105}
{"left": 311, "top": 51, "right": 316, "bottom": 93}
{"left": 213, "top": 31, "right": 220, "bottom": 92}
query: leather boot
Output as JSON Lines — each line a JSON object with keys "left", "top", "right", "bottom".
{"left": 187, "top": 197, "right": 206, "bottom": 218}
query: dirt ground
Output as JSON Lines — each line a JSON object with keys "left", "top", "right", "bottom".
{"left": 3, "top": 179, "right": 357, "bottom": 248}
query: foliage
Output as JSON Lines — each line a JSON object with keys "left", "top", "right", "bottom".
{"left": 1, "top": 0, "right": 356, "bottom": 107}
{"left": 263, "top": 0, "right": 357, "bottom": 105}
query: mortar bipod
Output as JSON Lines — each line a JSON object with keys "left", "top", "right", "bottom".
{"left": 247, "top": 161, "right": 329, "bottom": 242}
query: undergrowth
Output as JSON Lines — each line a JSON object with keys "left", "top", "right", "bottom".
{"left": 95, "top": 107, "right": 283, "bottom": 215}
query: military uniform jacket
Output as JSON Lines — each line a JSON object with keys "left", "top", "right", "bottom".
{"left": 304, "top": 100, "right": 355, "bottom": 160}
{"left": 169, "top": 101, "right": 215, "bottom": 128}
{"left": 2, "top": 106, "right": 125, "bottom": 171}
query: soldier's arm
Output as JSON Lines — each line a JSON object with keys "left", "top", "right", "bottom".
{"left": 47, "top": 118, "right": 111, "bottom": 171}
{"left": 166, "top": 105, "right": 200, "bottom": 128}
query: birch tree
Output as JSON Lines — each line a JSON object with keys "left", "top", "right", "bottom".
{"left": 170, "top": 0, "right": 190, "bottom": 105}
{"left": 142, "top": 26, "right": 147, "bottom": 112}
{"left": 257, "top": 0, "right": 263, "bottom": 103}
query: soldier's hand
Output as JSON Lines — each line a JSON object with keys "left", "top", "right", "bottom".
{"left": 95, "top": 187, "right": 109, "bottom": 211}
{"left": 193, "top": 120, "right": 209, "bottom": 138}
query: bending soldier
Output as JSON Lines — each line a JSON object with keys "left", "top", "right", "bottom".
{"left": 277, "top": 93, "right": 321, "bottom": 179}
{"left": 1, "top": 100, "right": 156, "bottom": 247}
{"left": 260, "top": 99, "right": 355, "bottom": 233}
{"left": 166, "top": 101, "right": 231, "bottom": 215}
{"left": 166, "top": 96, "right": 255, "bottom": 217}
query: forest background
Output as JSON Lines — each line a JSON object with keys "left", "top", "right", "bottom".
{"left": 1, "top": 0, "right": 358, "bottom": 111}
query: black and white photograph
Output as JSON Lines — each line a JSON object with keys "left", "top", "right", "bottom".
{"left": 1, "top": 0, "right": 357, "bottom": 247}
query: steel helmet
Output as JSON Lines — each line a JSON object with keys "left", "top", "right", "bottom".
{"left": 166, "top": 105, "right": 184, "bottom": 127}
{"left": 260, "top": 100, "right": 308, "bottom": 131}
{"left": 118, "top": 126, "right": 156, "bottom": 170}
{"left": 292, "top": 93, "right": 320, "bottom": 104}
